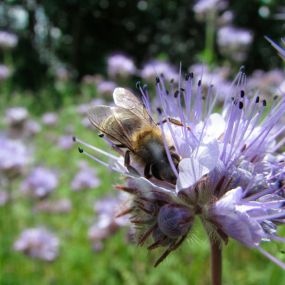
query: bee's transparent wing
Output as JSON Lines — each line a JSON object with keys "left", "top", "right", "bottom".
{"left": 113, "top": 87, "right": 155, "bottom": 125}
{"left": 88, "top": 105, "right": 142, "bottom": 150}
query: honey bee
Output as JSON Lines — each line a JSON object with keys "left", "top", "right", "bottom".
{"left": 88, "top": 87, "right": 180, "bottom": 184}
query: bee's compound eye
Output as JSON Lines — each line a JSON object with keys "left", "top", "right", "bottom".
{"left": 157, "top": 204, "right": 193, "bottom": 239}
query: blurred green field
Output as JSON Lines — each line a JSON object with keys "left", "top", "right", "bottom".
{"left": 1, "top": 95, "right": 285, "bottom": 285}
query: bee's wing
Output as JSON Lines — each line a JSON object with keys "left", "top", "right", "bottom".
{"left": 88, "top": 105, "right": 142, "bottom": 151}
{"left": 113, "top": 87, "right": 155, "bottom": 125}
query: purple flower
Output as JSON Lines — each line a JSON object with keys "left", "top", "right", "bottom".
{"left": 71, "top": 162, "right": 101, "bottom": 191}
{"left": 13, "top": 227, "right": 59, "bottom": 261}
{"left": 21, "top": 167, "right": 58, "bottom": 198}
{"left": 34, "top": 199, "right": 72, "bottom": 214}
{"left": 217, "top": 26, "right": 253, "bottom": 62}
{"left": 96, "top": 80, "right": 117, "bottom": 98}
{"left": 75, "top": 69, "right": 285, "bottom": 269}
{"left": 24, "top": 120, "right": 42, "bottom": 136}
{"left": 0, "top": 191, "right": 9, "bottom": 206}
{"left": 42, "top": 112, "right": 58, "bottom": 126}
{"left": 57, "top": 135, "right": 74, "bottom": 150}
{"left": 5, "top": 107, "right": 29, "bottom": 127}
{"left": 140, "top": 60, "right": 178, "bottom": 82}
{"left": 0, "top": 64, "right": 11, "bottom": 80}
{"left": 0, "top": 31, "right": 18, "bottom": 49}
{"left": 0, "top": 137, "right": 29, "bottom": 178}
{"left": 107, "top": 54, "right": 136, "bottom": 80}
{"left": 88, "top": 194, "right": 129, "bottom": 250}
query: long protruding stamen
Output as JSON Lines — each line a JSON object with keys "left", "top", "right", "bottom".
{"left": 256, "top": 246, "right": 285, "bottom": 270}
{"left": 157, "top": 113, "right": 179, "bottom": 178}
{"left": 73, "top": 136, "right": 119, "bottom": 160}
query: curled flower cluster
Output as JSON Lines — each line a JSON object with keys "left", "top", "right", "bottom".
{"left": 76, "top": 68, "right": 285, "bottom": 268}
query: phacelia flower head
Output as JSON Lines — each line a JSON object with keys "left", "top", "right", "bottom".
{"left": 141, "top": 60, "right": 178, "bottom": 82}
{"left": 217, "top": 26, "right": 253, "bottom": 62}
{"left": 75, "top": 67, "right": 285, "bottom": 269}
{"left": 13, "top": 227, "right": 59, "bottom": 261}
{"left": 0, "top": 31, "right": 18, "bottom": 49}
{"left": 0, "top": 137, "right": 29, "bottom": 178}
{"left": 107, "top": 53, "right": 136, "bottom": 80}
{"left": 0, "top": 64, "right": 11, "bottom": 80}
{"left": 21, "top": 166, "right": 58, "bottom": 198}
{"left": 71, "top": 161, "right": 101, "bottom": 191}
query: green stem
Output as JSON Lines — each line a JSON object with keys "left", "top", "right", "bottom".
{"left": 210, "top": 240, "right": 222, "bottom": 285}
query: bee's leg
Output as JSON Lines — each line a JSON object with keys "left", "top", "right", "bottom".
{"left": 157, "top": 117, "right": 191, "bottom": 130}
{"left": 151, "top": 164, "right": 162, "bottom": 180}
{"left": 124, "top": 150, "right": 140, "bottom": 176}
{"left": 170, "top": 151, "right": 181, "bottom": 167}
{"left": 144, "top": 162, "right": 152, "bottom": 179}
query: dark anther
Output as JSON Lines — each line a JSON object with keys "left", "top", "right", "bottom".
{"left": 166, "top": 90, "right": 169, "bottom": 95}
{"left": 190, "top": 72, "right": 194, "bottom": 78}
{"left": 157, "top": 107, "right": 162, "bottom": 114}
{"left": 160, "top": 73, "right": 165, "bottom": 78}
{"left": 78, "top": 147, "right": 83, "bottom": 153}
{"left": 156, "top": 77, "right": 160, "bottom": 84}
{"left": 240, "top": 90, "right": 245, "bottom": 97}
{"left": 185, "top": 73, "right": 190, "bottom": 80}
{"left": 239, "top": 101, "right": 244, "bottom": 109}
{"left": 198, "top": 79, "right": 202, "bottom": 86}
{"left": 180, "top": 88, "right": 185, "bottom": 92}
{"left": 278, "top": 180, "right": 284, "bottom": 188}
{"left": 262, "top": 99, "right": 267, "bottom": 107}
{"left": 240, "top": 66, "right": 245, "bottom": 73}
{"left": 231, "top": 97, "right": 234, "bottom": 101}
{"left": 136, "top": 81, "right": 141, "bottom": 89}
{"left": 273, "top": 95, "right": 278, "bottom": 100}
{"left": 174, "top": 90, "right": 179, "bottom": 98}
{"left": 170, "top": 78, "right": 174, "bottom": 83}
{"left": 72, "top": 136, "right": 76, "bottom": 142}
{"left": 255, "top": 96, "right": 260, "bottom": 103}
{"left": 98, "top": 134, "right": 104, "bottom": 138}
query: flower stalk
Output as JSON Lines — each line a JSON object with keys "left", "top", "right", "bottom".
{"left": 210, "top": 240, "right": 222, "bottom": 285}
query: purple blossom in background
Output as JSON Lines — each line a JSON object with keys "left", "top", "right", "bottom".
{"left": 96, "top": 80, "right": 117, "bottom": 98}
{"left": 217, "top": 26, "right": 253, "bottom": 62}
{"left": 248, "top": 69, "right": 285, "bottom": 98}
{"left": 57, "top": 135, "right": 74, "bottom": 150}
{"left": 193, "top": 0, "right": 228, "bottom": 20}
{"left": 34, "top": 199, "right": 72, "bottom": 214}
{"left": 21, "top": 167, "right": 58, "bottom": 198}
{"left": 13, "top": 227, "right": 59, "bottom": 261}
{"left": 0, "top": 137, "right": 29, "bottom": 178}
{"left": 5, "top": 107, "right": 29, "bottom": 128}
{"left": 0, "top": 31, "right": 18, "bottom": 49}
{"left": 107, "top": 54, "right": 136, "bottom": 80}
{"left": 71, "top": 162, "right": 101, "bottom": 191}
{"left": 76, "top": 68, "right": 285, "bottom": 269}
{"left": 24, "top": 120, "right": 42, "bottom": 136}
{"left": 88, "top": 194, "right": 129, "bottom": 250}
{"left": 42, "top": 112, "right": 58, "bottom": 126}
{"left": 141, "top": 60, "right": 178, "bottom": 82}
{"left": 0, "top": 64, "right": 11, "bottom": 80}
{"left": 0, "top": 191, "right": 9, "bottom": 206}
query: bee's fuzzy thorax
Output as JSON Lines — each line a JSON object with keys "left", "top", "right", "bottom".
{"left": 131, "top": 126, "right": 165, "bottom": 162}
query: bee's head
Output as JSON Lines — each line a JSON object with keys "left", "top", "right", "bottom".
{"left": 151, "top": 152, "right": 180, "bottom": 184}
